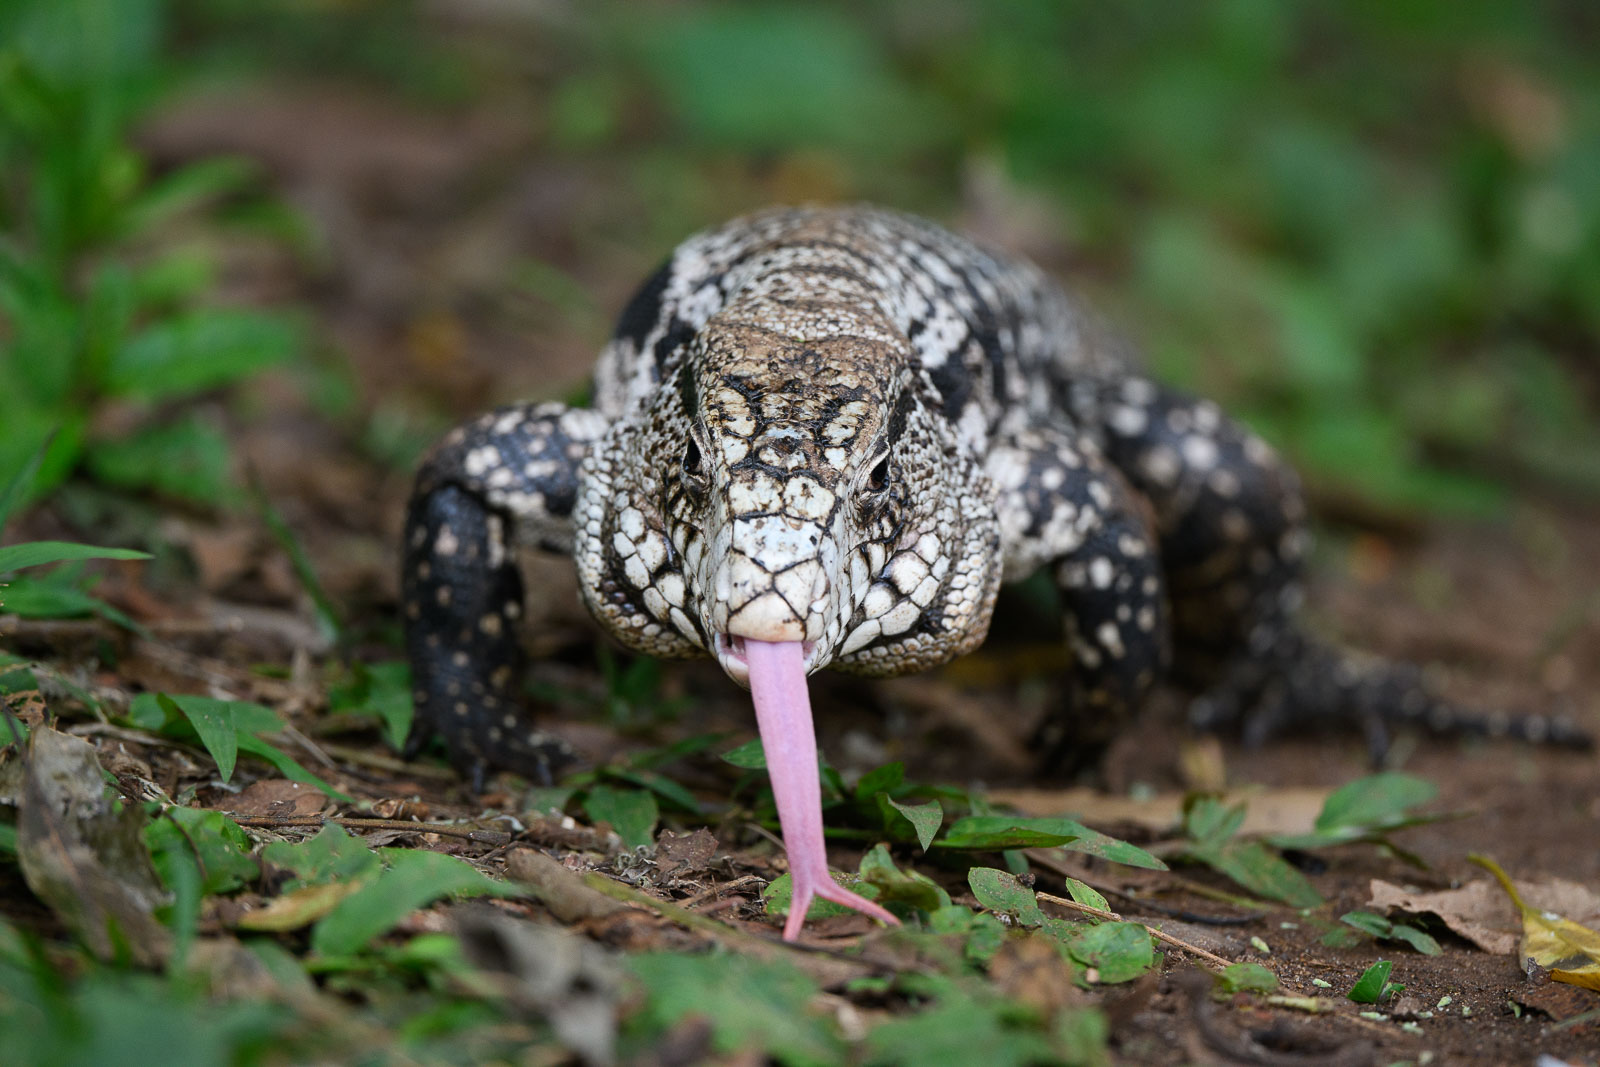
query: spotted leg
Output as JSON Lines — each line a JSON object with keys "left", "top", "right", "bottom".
{"left": 1089, "top": 377, "right": 1592, "bottom": 755}
{"left": 402, "top": 402, "right": 611, "bottom": 789}
{"left": 990, "top": 430, "right": 1171, "bottom": 770}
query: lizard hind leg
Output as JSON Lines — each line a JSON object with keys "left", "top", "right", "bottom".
{"left": 1091, "top": 377, "right": 1593, "bottom": 757}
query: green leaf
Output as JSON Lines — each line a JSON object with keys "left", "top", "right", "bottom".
{"left": 1064, "top": 877, "right": 1110, "bottom": 912}
{"left": 0, "top": 569, "right": 147, "bottom": 633}
{"left": 927, "top": 905, "right": 1008, "bottom": 965}
{"left": 122, "top": 157, "right": 255, "bottom": 238}
{"left": 1387, "top": 924, "right": 1443, "bottom": 956}
{"left": 941, "top": 816, "right": 1166, "bottom": 869}
{"left": 627, "top": 952, "right": 843, "bottom": 1066}
{"left": 1188, "top": 838, "right": 1323, "bottom": 909}
{"left": 763, "top": 872, "right": 878, "bottom": 921}
{"left": 1064, "top": 921, "right": 1156, "bottom": 983}
{"left": 160, "top": 694, "right": 239, "bottom": 782}
{"left": 857, "top": 844, "right": 950, "bottom": 914}
{"left": 1339, "top": 910, "right": 1442, "bottom": 955}
{"left": 606, "top": 768, "right": 701, "bottom": 815}
{"left": 1269, "top": 773, "right": 1444, "bottom": 850}
{"left": 125, "top": 691, "right": 177, "bottom": 731}
{"left": 104, "top": 307, "right": 299, "bottom": 401}
{"left": 854, "top": 761, "right": 905, "bottom": 801}
{"left": 311, "top": 848, "right": 518, "bottom": 957}
{"left": 940, "top": 819, "right": 1080, "bottom": 851}
{"left": 1339, "top": 910, "right": 1392, "bottom": 937}
{"left": 1054, "top": 1008, "right": 1111, "bottom": 1066}
{"left": 1347, "top": 959, "right": 1398, "bottom": 1004}
{"left": 1183, "top": 796, "right": 1247, "bottom": 849}
{"left": 146, "top": 808, "right": 259, "bottom": 897}
{"left": 1217, "top": 962, "right": 1280, "bottom": 995}
{"left": 887, "top": 796, "right": 942, "bottom": 851}
{"left": 1319, "top": 924, "right": 1364, "bottom": 949}
{"left": 262, "top": 824, "right": 382, "bottom": 890}
{"left": 967, "top": 867, "right": 1044, "bottom": 927}
{"left": 0, "top": 540, "right": 149, "bottom": 573}
{"left": 0, "top": 436, "right": 49, "bottom": 532}
{"left": 235, "top": 735, "right": 348, "bottom": 803}
{"left": 583, "top": 784, "right": 658, "bottom": 849}
{"left": 720, "top": 738, "right": 766, "bottom": 769}
{"left": 326, "top": 661, "right": 413, "bottom": 751}
{"left": 521, "top": 787, "right": 575, "bottom": 815}
{"left": 136, "top": 692, "right": 346, "bottom": 799}
{"left": 1316, "top": 773, "right": 1437, "bottom": 833}
{"left": 637, "top": 6, "right": 939, "bottom": 156}
{"left": 863, "top": 981, "right": 1058, "bottom": 1067}
{"left": 83, "top": 416, "right": 235, "bottom": 504}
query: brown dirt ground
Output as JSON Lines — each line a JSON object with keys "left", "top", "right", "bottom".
{"left": 5, "top": 81, "right": 1599, "bottom": 1066}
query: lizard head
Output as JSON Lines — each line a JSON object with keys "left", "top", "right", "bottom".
{"left": 579, "top": 314, "right": 1000, "bottom": 685}
{"left": 679, "top": 325, "right": 904, "bottom": 684}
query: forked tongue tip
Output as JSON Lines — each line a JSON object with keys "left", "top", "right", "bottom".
{"left": 743, "top": 638, "right": 899, "bottom": 941}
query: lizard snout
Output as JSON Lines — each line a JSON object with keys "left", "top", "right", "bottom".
{"left": 703, "top": 513, "right": 842, "bottom": 671}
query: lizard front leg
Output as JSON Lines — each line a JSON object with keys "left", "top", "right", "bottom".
{"left": 402, "top": 402, "right": 610, "bottom": 789}
{"left": 990, "top": 430, "right": 1171, "bottom": 772}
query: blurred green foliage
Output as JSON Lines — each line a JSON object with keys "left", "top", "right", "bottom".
{"left": 604, "top": 0, "right": 1600, "bottom": 512}
{"left": 168, "top": 0, "right": 1600, "bottom": 513}
{"left": 0, "top": 0, "right": 303, "bottom": 508}
{"left": 10, "top": 0, "right": 1600, "bottom": 518}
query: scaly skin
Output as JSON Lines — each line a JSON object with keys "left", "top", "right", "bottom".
{"left": 401, "top": 205, "right": 1591, "bottom": 934}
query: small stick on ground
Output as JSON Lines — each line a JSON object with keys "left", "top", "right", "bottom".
{"left": 228, "top": 813, "right": 513, "bottom": 845}
{"left": 1036, "top": 890, "right": 1237, "bottom": 971}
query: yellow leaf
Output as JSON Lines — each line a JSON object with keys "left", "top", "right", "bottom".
{"left": 236, "top": 879, "right": 366, "bottom": 932}
{"left": 1470, "top": 854, "right": 1600, "bottom": 991}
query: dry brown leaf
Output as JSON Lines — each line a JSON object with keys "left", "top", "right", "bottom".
{"left": 1370, "top": 871, "right": 1600, "bottom": 963}
{"left": 654, "top": 828, "right": 718, "bottom": 881}
{"left": 187, "top": 525, "right": 260, "bottom": 592}
{"left": 504, "top": 848, "right": 629, "bottom": 925}
{"left": 1368, "top": 879, "right": 1521, "bottom": 954}
{"left": 218, "top": 778, "right": 329, "bottom": 819}
{"left": 986, "top": 785, "right": 1333, "bottom": 837}
{"left": 16, "top": 728, "right": 172, "bottom": 966}
{"left": 236, "top": 880, "right": 365, "bottom": 932}
{"left": 1511, "top": 972, "right": 1599, "bottom": 1021}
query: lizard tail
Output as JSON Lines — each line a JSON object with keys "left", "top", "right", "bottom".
{"left": 1186, "top": 627, "right": 1593, "bottom": 763}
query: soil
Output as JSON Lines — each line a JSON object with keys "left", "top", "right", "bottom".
{"left": 5, "top": 80, "right": 1599, "bottom": 1066}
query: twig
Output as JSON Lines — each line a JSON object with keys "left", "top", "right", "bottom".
{"left": 68, "top": 721, "right": 208, "bottom": 756}
{"left": 274, "top": 723, "right": 340, "bottom": 770}
{"left": 743, "top": 820, "right": 787, "bottom": 853}
{"left": 678, "top": 874, "right": 764, "bottom": 909}
{"left": 1036, "top": 890, "right": 1237, "bottom": 971}
{"left": 228, "top": 813, "right": 512, "bottom": 845}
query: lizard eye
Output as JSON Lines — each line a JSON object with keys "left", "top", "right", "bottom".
{"left": 858, "top": 451, "right": 892, "bottom": 513}
{"left": 681, "top": 436, "right": 708, "bottom": 494}
{"left": 867, "top": 454, "right": 890, "bottom": 491}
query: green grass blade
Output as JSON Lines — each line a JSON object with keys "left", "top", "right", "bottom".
{"left": 0, "top": 541, "right": 150, "bottom": 573}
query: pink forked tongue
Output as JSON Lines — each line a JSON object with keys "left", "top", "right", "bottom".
{"left": 744, "top": 638, "right": 900, "bottom": 941}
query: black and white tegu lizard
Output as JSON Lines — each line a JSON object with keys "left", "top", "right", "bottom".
{"left": 401, "top": 205, "right": 1587, "bottom": 939}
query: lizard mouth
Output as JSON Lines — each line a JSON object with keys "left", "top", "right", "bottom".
{"left": 713, "top": 633, "right": 817, "bottom": 687}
